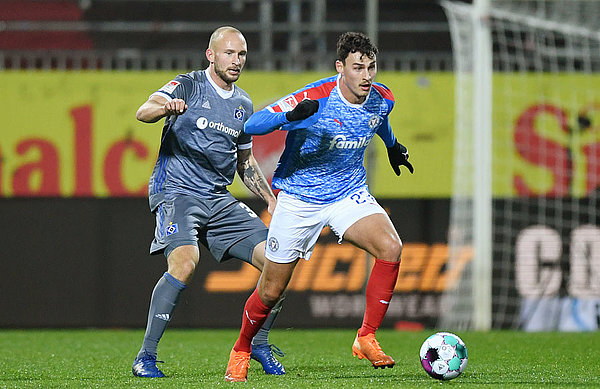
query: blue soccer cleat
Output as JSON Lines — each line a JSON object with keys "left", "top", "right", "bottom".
{"left": 132, "top": 351, "right": 165, "bottom": 378}
{"left": 251, "top": 343, "right": 286, "bottom": 375}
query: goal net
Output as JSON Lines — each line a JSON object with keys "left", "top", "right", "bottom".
{"left": 440, "top": 0, "right": 600, "bottom": 330}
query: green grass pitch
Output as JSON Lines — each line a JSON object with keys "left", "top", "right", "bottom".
{"left": 1, "top": 329, "right": 598, "bottom": 388}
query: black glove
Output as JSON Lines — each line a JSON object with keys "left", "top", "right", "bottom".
{"left": 285, "top": 99, "right": 319, "bottom": 122}
{"left": 387, "top": 141, "right": 414, "bottom": 176}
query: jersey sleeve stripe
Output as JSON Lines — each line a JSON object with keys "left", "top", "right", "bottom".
{"left": 293, "top": 80, "right": 337, "bottom": 101}
{"left": 150, "top": 91, "right": 173, "bottom": 101}
{"left": 372, "top": 84, "right": 395, "bottom": 102}
{"left": 266, "top": 76, "right": 336, "bottom": 113}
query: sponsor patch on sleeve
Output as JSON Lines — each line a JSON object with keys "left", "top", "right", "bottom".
{"left": 277, "top": 94, "right": 298, "bottom": 112}
{"left": 159, "top": 80, "right": 180, "bottom": 94}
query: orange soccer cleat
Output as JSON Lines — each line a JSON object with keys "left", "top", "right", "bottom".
{"left": 352, "top": 331, "right": 395, "bottom": 369}
{"left": 225, "top": 348, "right": 251, "bottom": 382}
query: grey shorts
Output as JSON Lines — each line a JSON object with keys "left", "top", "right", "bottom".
{"left": 150, "top": 193, "right": 268, "bottom": 263}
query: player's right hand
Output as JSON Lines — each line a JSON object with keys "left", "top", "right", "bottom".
{"left": 164, "top": 98, "right": 188, "bottom": 116}
{"left": 286, "top": 99, "right": 319, "bottom": 121}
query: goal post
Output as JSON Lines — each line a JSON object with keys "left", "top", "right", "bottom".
{"left": 439, "top": 0, "right": 494, "bottom": 331}
{"left": 440, "top": 0, "right": 600, "bottom": 331}
{"left": 471, "top": 0, "right": 494, "bottom": 332}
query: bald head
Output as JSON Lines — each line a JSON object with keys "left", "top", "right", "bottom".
{"left": 208, "top": 26, "right": 245, "bottom": 51}
{"left": 205, "top": 26, "right": 248, "bottom": 89}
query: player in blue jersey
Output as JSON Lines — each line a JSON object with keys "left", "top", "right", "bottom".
{"left": 131, "top": 26, "right": 286, "bottom": 378}
{"left": 225, "top": 32, "right": 414, "bottom": 382}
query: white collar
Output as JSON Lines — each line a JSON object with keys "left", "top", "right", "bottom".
{"left": 204, "top": 68, "right": 235, "bottom": 99}
{"left": 335, "top": 73, "right": 370, "bottom": 108}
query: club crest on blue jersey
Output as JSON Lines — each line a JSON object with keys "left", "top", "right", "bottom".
{"left": 368, "top": 114, "right": 381, "bottom": 130}
{"left": 166, "top": 222, "right": 179, "bottom": 236}
{"left": 234, "top": 105, "right": 245, "bottom": 121}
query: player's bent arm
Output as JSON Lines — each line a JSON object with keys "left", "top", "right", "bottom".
{"left": 136, "top": 95, "right": 188, "bottom": 123}
{"left": 375, "top": 116, "right": 414, "bottom": 175}
{"left": 236, "top": 148, "right": 277, "bottom": 214}
{"left": 244, "top": 110, "right": 288, "bottom": 135}
{"left": 375, "top": 116, "right": 397, "bottom": 147}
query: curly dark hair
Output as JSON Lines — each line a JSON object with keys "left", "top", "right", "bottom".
{"left": 336, "top": 32, "right": 378, "bottom": 63}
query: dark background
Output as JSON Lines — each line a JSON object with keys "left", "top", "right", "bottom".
{"left": 1, "top": 198, "right": 449, "bottom": 328}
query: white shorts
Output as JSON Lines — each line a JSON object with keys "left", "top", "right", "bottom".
{"left": 265, "top": 187, "right": 388, "bottom": 263}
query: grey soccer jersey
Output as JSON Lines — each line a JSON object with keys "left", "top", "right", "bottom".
{"left": 148, "top": 69, "right": 253, "bottom": 210}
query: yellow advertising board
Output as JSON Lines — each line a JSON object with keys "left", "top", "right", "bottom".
{"left": 2, "top": 71, "right": 169, "bottom": 197}
{"left": 0, "top": 71, "right": 455, "bottom": 198}
{"left": 491, "top": 74, "right": 600, "bottom": 197}
{"left": 2, "top": 71, "right": 598, "bottom": 198}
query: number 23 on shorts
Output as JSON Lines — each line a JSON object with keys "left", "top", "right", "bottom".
{"left": 350, "top": 190, "right": 376, "bottom": 205}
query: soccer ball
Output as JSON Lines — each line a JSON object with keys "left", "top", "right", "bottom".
{"left": 419, "top": 332, "right": 468, "bottom": 380}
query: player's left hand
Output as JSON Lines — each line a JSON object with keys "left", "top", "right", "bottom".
{"left": 387, "top": 141, "right": 414, "bottom": 176}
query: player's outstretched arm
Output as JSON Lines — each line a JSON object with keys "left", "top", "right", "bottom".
{"left": 236, "top": 148, "right": 277, "bottom": 214}
{"left": 244, "top": 110, "right": 287, "bottom": 135}
{"left": 244, "top": 99, "right": 320, "bottom": 135}
{"left": 136, "top": 95, "right": 188, "bottom": 123}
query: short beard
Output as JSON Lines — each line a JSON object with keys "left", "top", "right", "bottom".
{"left": 214, "top": 64, "right": 239, "bottom": 85}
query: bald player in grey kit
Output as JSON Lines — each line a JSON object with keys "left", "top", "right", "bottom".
{"left": 131, "top": 26, "right": 286, "bottom": 378}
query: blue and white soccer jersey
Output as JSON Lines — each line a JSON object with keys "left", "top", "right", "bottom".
{"left": 245, "top": 74, "right": 397, "bottom": 204}
{"left": 244, "top": 74, "right": 398, "bottom": 262}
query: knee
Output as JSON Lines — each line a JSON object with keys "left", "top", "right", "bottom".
{"left": 167, "top": 245, "right": 200, "bottom": 283}
{"left": 377, "top": 235, "right": 403, "bottom": 262}
{"left": 172, "top": 259, "right": 197, "bottom": 279}
{"left": 259, "top": 283, "right": 285, "bottom": 307}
